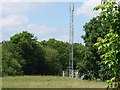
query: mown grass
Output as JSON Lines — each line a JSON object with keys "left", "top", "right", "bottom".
{"left": 2, "top": 76, "right": 106, "bottom": 88}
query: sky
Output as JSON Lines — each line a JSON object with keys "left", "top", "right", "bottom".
{"left": 0, "top": 0, "right": 102, "bottom": 44}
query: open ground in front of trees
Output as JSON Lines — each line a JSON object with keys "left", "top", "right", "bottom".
{"left": 2, "top": 76, "right": 106, "bottom": 88}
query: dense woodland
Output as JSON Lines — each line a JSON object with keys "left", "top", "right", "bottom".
{"left": 2, "top": 35, "right": 85, "bottom": 76}
{"left": 1, "top": 0, "right": 120, "bottom": 89}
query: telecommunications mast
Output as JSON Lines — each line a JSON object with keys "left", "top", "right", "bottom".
{"left": 69, "top": 2, "right": 74, "bottom": 78}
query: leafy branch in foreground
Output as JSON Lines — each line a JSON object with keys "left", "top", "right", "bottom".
{"left": 95, "top": 28, "right": 120, "bottom": 88}
{"left": 94, "top": 0, "right": 120, "bottom": 89}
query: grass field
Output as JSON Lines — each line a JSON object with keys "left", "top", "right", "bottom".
{"left": 2, "top": 76, "right": 106, "bottom": 88}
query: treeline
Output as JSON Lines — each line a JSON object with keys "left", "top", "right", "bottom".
{"left": 2, "top": 32, "right": 86, "bottom": 76}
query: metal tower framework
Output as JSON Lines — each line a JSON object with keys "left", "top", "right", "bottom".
{"left": 69, "top": 2, "right": 74, "bottom": 78}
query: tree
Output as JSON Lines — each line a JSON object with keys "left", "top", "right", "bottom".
{"left": 81, "top": 0, "right": 120, "bottom": 80}
{"left": 2, "top": 41, "right": 23, "bottom": 76}
{"left": 76, "top": 45, "right": 97, "bottom": 80}
{"left": 44, "top": 47, "right": 62, "bottom": 75}
{"left": 0, "top": 44, "right": 2, "bottom": 75}
{"left": 2, "top": 31, "right": 87, "bottom": 76}
{"left": 95, "top": 29, "right": 120, "bottom": 88}
{"left": 94, "top": 0, "right": 120, "bottom": 88}
{"left": 82, "top": 17, "right": 105, "bottom": 80}
{"left": 74, "top": 43, "right": 88, "bottom": 76}
{"left": 10, "top": 31, "right": 46, "bottom": 75}
{"left": 40, "top": 39, "right": 69, "bottom": 71}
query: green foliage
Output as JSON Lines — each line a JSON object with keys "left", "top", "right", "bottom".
{"left": 74, "top": 44, "right": 93, "bottom": 79}
{"left": 2, "top": 30, "right": 86, "bottom": 76}
{"left": 44, "top": 47, "right": 62, "bottom": 75}
{"left": 9, "top": 31, "right": 46, "bottom": 75}
{"left": 0, "top": 44, "right": 2, "bottom": 74}
{"left": 2, "top": 31, "right": 85, "bottom": 76}
{"left": 40, "top": 39, "right": 86, "bottom": 73}
{"left": 81, "top": 4, "right": 118, "bottom": 79}
{"left": 82, "top": 16, "right": 104, "bottom": 80}
{"left": 94, "top": 0, "right": 120, "bottom": 89}
{"left": 2, "top": 41, "right": 23, "bottom": 76}
{"left": 40, "top": 39, "right": 69, "bottom": 71}
{"left": 81, "top": 0, "right": 120, "bottom": 84}
{"left": 95, "top": 28, "right": 120, "bottom": 88}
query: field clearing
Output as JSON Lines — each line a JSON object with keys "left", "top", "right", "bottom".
{"left": 2, "top": 76, "right": 106, "bottom": 88}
